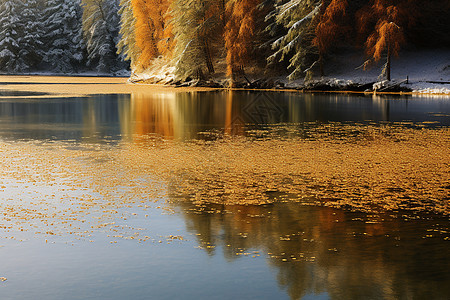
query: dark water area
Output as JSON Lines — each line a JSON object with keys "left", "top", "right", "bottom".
{"left": 0, "top": 91, "right": 449, "bottom": 299}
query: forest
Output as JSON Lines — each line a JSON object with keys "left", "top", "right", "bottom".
{"left": 0, "top": 0, "right": 448, "bottom": 83}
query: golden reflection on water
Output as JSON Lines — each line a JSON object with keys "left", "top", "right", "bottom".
{"left": 122, "top": 92, "right": 228, "bottom": 141}
{"left": 122, "top": 91, "right": 340, "bottom": 141}
{"left": 132, "top": 93, "right": 175, "bottom": 139}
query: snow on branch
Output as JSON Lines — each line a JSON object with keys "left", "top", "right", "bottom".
{"left": 290, "top": 3, "right": 321, "bottom": 30}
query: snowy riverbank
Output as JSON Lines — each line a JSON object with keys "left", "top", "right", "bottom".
{"left": 130, "top": 49, "right": 450, "bottom": 95}
{"left": 310, "top": 49, "right": 450, "bottom": 94}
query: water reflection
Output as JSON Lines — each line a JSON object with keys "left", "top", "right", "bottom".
{"left": 175, "top": 200, "right": 450, "bottom": 299}
{"left": 0, "top": 91, "right": 448, "bottom": 141}
{"left": 125, "top": 91, "right": 396, "bottom": 140}
{"left": 0, "top": 95, "right": 126, "bottom": 142}
{"left": 0, "top": 90, "right": 449, "bottom": 299}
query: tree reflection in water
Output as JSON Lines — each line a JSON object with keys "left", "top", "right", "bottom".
{"left": 171, "top": 200, "right": 450, "bottom": 299}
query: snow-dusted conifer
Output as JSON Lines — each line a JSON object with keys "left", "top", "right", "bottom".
{"left": 117, "top": 0, "right": 139, "bottom": 69}
{"left": 267, "top": 0, "right": 321, "bottom": 80}
{"left": 171, "top": 0, "right": 220, "bottom": 80}
{"left": 18, "top": 0, "right": 45, "bottom": 70}
{"left": 0, "top": 0, "right": 32, "bottom": 73}
{"left": 81, "top": 0, "right": 122, "bottom": 73}
{"left": 42, "top": 0, "right": 85, "bottom": 73}
{"left": 0, "top": 0, "right": 20, "bottom": 72}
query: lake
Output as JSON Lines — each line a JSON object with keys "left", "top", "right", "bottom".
{"left": 0, "top": 84, "right": 449, "bottom": 299}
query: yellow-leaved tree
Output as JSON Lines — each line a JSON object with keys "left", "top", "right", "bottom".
{"left": 131, "top": 0, "right": 173, "bottom": 71}
{"left": 224, "top": 0, "right": 261, "bottom": 82}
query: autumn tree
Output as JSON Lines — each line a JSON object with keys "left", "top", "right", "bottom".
{"left": 131, "top": 0, "right": 173, "bottom": 71}
{"left": 357, "top": 0, "right": 411, "bottom": 81}
{"left": 224, "top": 0, "right": 261, "bottom": 82}
{"left": 313, "top": 0, "right": 350, "bottom": 76}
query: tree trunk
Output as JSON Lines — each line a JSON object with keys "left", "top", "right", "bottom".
{"left": 221, "top": 0, "right": 226, "bottom": 28}
{"left": 203, "top": 39, "right": 215, "bottom": 74}
{"left": 146, "top": 19, "right": 159, "bottom": 57}
{"left": 386, "top": 32, "right": 391, "bottom": 81}
{"left": 196, "top": 68, "right": 205, "bottom": 80}
{"left": 386, "top": 51, "right": 391, "bottom": 81}
{"left": 319, "top": 54, "right": 324, "bottom": 77}
{"left": 240, "top": 65, "right": 252, "bottom": 85}
{"left": 150, "top": 34, "right": 159, "bottom": 58}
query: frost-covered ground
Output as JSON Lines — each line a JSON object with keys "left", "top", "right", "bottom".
{"left": 305, "top": 49, "right": 450, "bottom": 94}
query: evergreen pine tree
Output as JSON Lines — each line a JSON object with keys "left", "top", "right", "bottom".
{"left": 18, "top": 0, "right": 45, "bottom": 71}
{"left": 43, "top": 0, "right": 85, "bottom": 73}
{"left": 171, "top": 0, "right": 220, "bottom": 80}
{"left": 267, "top": 0, "right": 322, "bottom": 80}
{"left": 81, "top": 0, "right": 123, "bottom": 73}
{"left": 117, "top": 0, "right": 139, "bottom": 69}
{"left": 0, "top": 0, "right": 24, "bottom": 72}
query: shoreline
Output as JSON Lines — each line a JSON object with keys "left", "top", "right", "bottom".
{"left": 0, "top": 75, "right": 449, "bottom": 97}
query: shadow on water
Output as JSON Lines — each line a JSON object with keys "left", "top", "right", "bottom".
{"left": 173, "top": 200, "right": 450, "bottom": 300}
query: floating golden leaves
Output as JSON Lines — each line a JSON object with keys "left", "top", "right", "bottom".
{"left": 117, "top": 123, "right": 449, "bottom": 215}
{"left": 0, "top": 122, "right": 449, "bottom": 243}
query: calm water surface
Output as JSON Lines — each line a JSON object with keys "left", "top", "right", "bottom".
{"left": 0, "top": 90, "right": 449, "bottom": 299}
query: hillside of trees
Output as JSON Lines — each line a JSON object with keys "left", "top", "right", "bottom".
{"left": 0, "top": 0, "right": 448, "bottom": 84}
{"left": 0, "top": 0, "right": 126, "bottom": 74}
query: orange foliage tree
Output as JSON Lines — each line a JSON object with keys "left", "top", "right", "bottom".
{"left": 224, "top": 0, "right": 261, "bottom": 80}
{"left": 357, "top": 0, "right": 409, "bottom": 81}
{"left": 131, "top": 0, "right": 173, "bottom": 71}
{"left": 313, "top": 0, "right": 350, "bottom": 76}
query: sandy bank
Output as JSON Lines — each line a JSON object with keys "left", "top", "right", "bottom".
{"left": 0, "top": 75, "right": 220, "bottom": 98}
